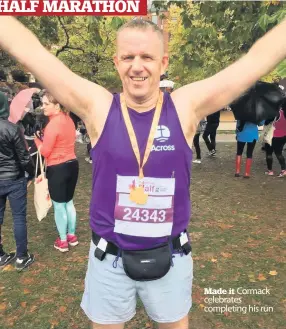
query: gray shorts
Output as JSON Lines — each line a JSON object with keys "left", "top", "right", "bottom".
{"left": 81, "top": 241, "right": 193, "bottom": 325}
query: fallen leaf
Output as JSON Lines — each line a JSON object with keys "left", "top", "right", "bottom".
{"left": 2, "top": 264, "right": 14, "bottom": 272}
{"left": 23, "top": 288, "right": 31, "bottom": 295}
{"left": 248, "top": 273, "right": 256, "bottom": 282}
{"left": 29, "top": 305, "right": 37, "bottom": 313}
{"left": 218, "top": 223, "right": 234, "bottom": 230}
{"left": 257, "top": 273, "right": 267, "bottom": 281}
{"left": 211, "top": 258, "right": 217, "bottom": 263}
{"left": 49, "top": 319, "right": 59, "bottom": 329}
{"left": 249, "top": 215, "right": 259, "bottom": 220}
{"left": 145, "top": 322, "right": 152, "bottom": 328}
{"left": 20, "top": 302, "right": 27, "bottom": 308}
{"left": 0, "top": 303, "right": 7, "bottom": 310}
{"left": 269, "top": 270, "right": 278, "bottom": 276}
{"left": 221, "top": 252, "right": 232, "bottom": 259}
{"left": 200, "top": 264, "right": 205, "bottom": 268}
{"left": 20, "top": 277, "right": 34, "bottom": 285}
{"left": 199, "top": 304, "right": 205, "bottom": 308}
{"left": 59, "top": 306, "right": 67, "bottom": 313}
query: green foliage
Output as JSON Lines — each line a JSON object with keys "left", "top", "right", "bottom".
{"left": 258, "top": 3, "right": 286, "bottom": 77}
{"left": 1, "top": 2, "right": 285, "bottom": 87}
{"left": 277, "top": 60, "right": 286, "bottom": 77}
{"left": 2, "top": 16, "right": 125, "bottom": 90}
{"left": 167, "top": 1, "right": 286, "bottom": 84}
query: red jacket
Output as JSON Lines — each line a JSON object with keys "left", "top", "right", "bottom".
{"left": 35, "top": 112, "right": 76, "bottom": 166}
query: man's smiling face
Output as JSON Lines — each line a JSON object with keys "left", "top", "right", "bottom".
{"left": 114, "top": 27, "right": 168, "bottom": 102}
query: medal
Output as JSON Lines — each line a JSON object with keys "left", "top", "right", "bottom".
{"left": 130, "top": 185, "right": 149, "bottom": 205}
{"left": 120, "top": 92, "right": 163, "bottom": 205}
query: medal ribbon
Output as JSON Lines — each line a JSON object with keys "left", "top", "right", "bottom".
{"left": 120, "top": 92, "right": 163, "bottom": 179}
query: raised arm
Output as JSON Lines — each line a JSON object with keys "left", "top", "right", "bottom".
{"left": 173, "top": 19, "right": 286, "bottom": 125}
{"left": 0, "top": 17, "right": 112, "bottom": 129}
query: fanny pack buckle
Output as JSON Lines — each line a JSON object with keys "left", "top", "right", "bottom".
{"left": 179, "top": 231, "right": 192, "bottom": 255}
{"left": 94, "top": 238, "right": 108, "bottom": 261}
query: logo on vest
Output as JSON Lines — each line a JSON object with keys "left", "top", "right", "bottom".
{"left": 152, "top": 125, "right": 175, "bottom": 152}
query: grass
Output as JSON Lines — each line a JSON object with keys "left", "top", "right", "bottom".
{"left": 0, "top": 142, "right": 285, "bottom": 329}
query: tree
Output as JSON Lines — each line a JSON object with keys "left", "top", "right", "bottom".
{"left": 165, "top": 1, "right": 285, "bottom": 85}
{"left": 258, "top": 1, "right": 286, "bottom": 77}
{"left": 1, "top": 16, "right": 126, "bottom": 90}
{"left": 54, "top": 16, "right": 125, "bottom": 89}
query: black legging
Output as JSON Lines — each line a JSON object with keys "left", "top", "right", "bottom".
{"left": 237, "top": 140, "right": 256, "bottom": 158}
{"left": 87, "top": 142, "right": 92, "bottom": 160}
{"left": 265, "top": 136, "right": 286, "bottom": 171}
{"left": 203, "top": 124, "right": 219, "bottom": 151}
{"left": 46, "top": 160, "right": 79, "bottom": 202}
{"left": 193, "top": 133, "right": 201, "bottom": 159}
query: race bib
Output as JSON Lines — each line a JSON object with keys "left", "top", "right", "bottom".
{"left": 114, "top": 175, "right": 175, "bottom": 238}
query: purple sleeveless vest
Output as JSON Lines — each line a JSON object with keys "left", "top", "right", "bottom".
{"left": 90, "top": 93, "right": 192, "bottom": 250}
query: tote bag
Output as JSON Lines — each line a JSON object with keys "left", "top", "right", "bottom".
{"left": 34, "top": 151, "right": 52, "bottom": 221}
{"left": 262, "top": 122, "right": 275, "bottom": 146}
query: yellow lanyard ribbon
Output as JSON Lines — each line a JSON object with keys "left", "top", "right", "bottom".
{"left": 120, "top": 92, "right": 163, "bottom": 180}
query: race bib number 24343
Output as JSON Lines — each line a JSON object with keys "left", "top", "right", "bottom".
{"left": 114, "top": 175, "right": 175, "bottom": 238}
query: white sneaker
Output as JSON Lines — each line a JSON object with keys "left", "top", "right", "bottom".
{"left": 192, "top": 159, "right": 201, "bottom": 164}
{"left": 85, "top": 157, "right": 92, "bottom": 164}
{"left": 265, "top": 170, "right": 274, "bottom": 176}
{"left": 277, "top": 170, "right": 286, "bottom": 177}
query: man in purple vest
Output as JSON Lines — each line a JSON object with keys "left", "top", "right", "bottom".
{"left": 0, "top": 16, "right": 285, "bottom": 329}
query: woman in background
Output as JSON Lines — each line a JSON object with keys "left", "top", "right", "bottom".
{"left": 203, "top": 110, "right": 221, "bottom": 156}
{"left": 35, "top": 90, "right": 79, "bottom": 252}
{"left": 265, "top": 100, "right": 286, "bottom": 177}
{"left": 235, "top": 120, "right": 263, "bottom": 178}
{"left": 193, "top": 119, "right": 206, "bottom": 164}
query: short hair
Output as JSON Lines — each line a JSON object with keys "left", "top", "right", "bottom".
{"left": 117, "top": 19, "right": 164, "bottom": 51}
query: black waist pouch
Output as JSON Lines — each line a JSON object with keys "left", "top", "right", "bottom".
{"left": 121, "top": 243, "right": 172, "bottom": 281}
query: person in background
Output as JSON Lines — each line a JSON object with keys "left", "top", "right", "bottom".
{"left": 19, "top": 92, "right": 48, "bottom": 176}
{"left": 192, "top": 119, "right": 206, "bottom": 164}
{"left": 159, "top": 76, "right": 174, "bottom": 94}
{"left": 85, "top": 141, "right": 92, "bottom": 164}
{"left": 235, "top": 120, "right": 263, "bottom": 178}
{"left": 265, "top": 99, "right": 286, "bottom": 177}
{"left": 70, "top": 112, "right": 92, "bottom": 163}
{"left": 203, "top": 110, "right": 221, "bottom": 156}
{"left": 34, "top": 90, "right": 79, "bottom": 252}
{"left": 0, "top": 91, "right": 35, "bottom": 271}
